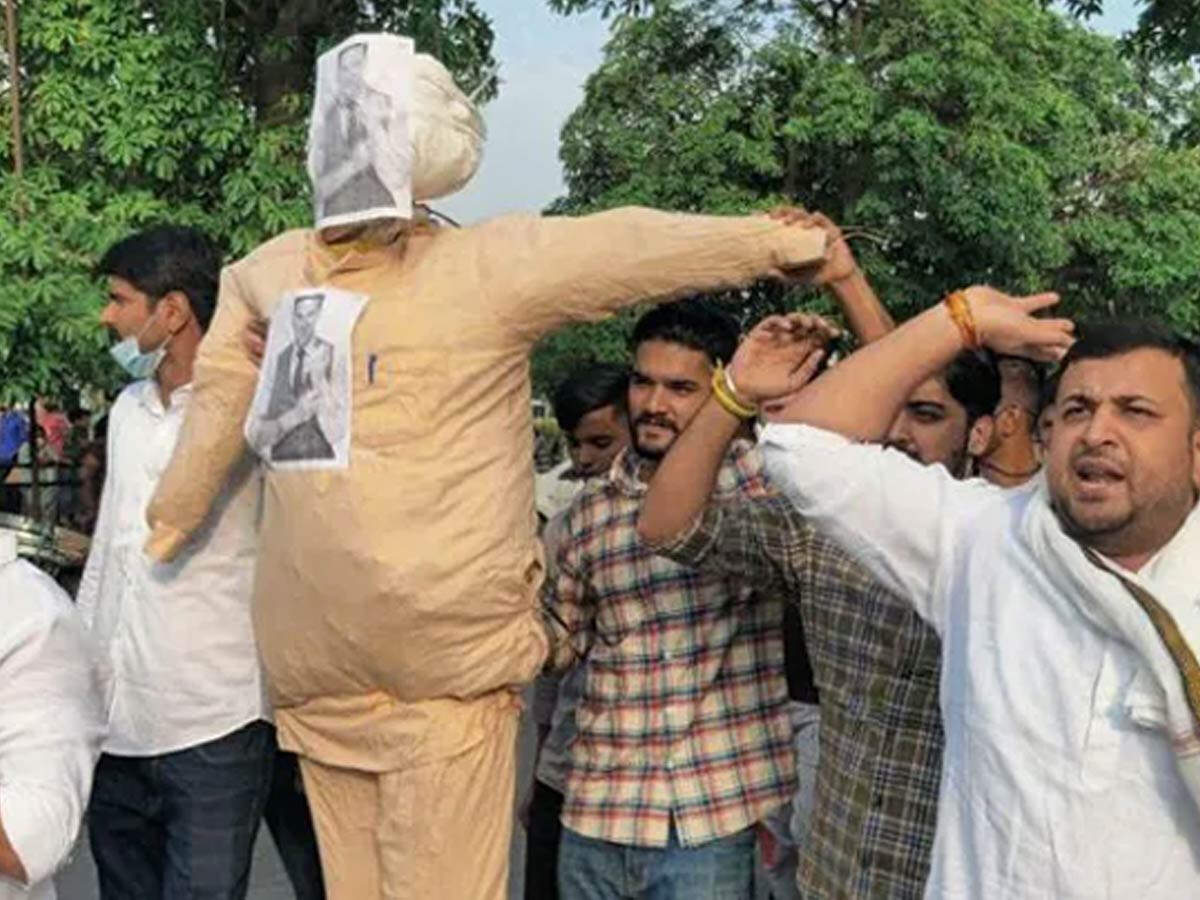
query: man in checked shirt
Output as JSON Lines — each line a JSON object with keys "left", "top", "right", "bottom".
{"left": 637, "top": 285, "right": 1002, "bottom": 894}
{"left": 542, "top": 216, "right": 893, "bottom": 900}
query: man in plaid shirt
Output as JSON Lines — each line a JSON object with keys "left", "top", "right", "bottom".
{"left": 638, "top": 299, "right": 1002, "bottom": 896}
{"left": 542, "top": 301, "right": 789, "bottom": 898}
{"left": 542, "top": 215, "right": 896, "bottom": 899}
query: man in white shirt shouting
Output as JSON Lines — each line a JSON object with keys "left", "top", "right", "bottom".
{"left": 78, "top": 226, "right": 275, "bottom": 899}
{"left": 0, "top": 530, "right": 104, "bottom": 900}
{"left": 710, "top": 292, "right": 1200, "bottom": 897}
{"left": 705, "top": 290, "right": 1200, "bottom": 896}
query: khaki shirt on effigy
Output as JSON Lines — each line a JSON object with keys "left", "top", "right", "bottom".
{"left": 146, "top": 211, "right": 825, "bottom": 772}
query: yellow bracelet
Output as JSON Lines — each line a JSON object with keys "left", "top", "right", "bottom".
{"left": 944, "top": 290, "right": 981, "bottom": 349}
{"left": 711, "top": 362, "right": 757, "bottom": 419}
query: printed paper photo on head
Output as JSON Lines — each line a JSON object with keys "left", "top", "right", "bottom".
{"left": 307, "top": 34, "right": 415, "bottom": 231}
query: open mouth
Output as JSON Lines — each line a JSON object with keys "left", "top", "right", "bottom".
{"left": 1073, "top": 458, "right": 1125, "bottom": 487}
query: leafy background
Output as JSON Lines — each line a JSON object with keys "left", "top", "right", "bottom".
{"left": 0, "top": 0, "right": 1196, "bottom": 403}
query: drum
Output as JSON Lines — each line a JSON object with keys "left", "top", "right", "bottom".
{"left": 0, "top": 513, "right": 90, "bottom": 574}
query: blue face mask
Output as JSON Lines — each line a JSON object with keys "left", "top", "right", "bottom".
{"left": 109, "top": 315, "right": 169, "bottom": 380}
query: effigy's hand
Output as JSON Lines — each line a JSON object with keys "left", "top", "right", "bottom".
{"left": 768, "top": 208, "right": 859, "bottom": 287}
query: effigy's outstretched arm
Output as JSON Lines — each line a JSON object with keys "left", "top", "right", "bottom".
{"left": 474, "top": 207, "right": 829, "bottom": 342}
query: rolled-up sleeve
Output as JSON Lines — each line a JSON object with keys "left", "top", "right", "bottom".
{"left": 759, "top": 423, "right": 995, "bottom": 632}
{"left": 0, "top": 570, "right": 104, "bottom": 886}
{"left": 649, "top": 496, "right": 812, "bottom": 598}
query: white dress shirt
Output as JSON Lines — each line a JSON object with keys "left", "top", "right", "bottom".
{"left": 0, "top": 532, "right": 104, "bottom": 900}
{"left": 76, "top": 380, "right": 269, "bottom": 756}
{"left": 761, "top": 423, "right": 1200, "bottom": 898}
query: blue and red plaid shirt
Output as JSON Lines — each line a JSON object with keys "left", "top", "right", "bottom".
{"left": 542, "top": 441, "right": 794, "bottom": 848}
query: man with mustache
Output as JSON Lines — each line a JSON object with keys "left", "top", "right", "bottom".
{"left": 541, "top": 301, "right": 784, "bottom": 899}
{"left": 726, "top": 296, "right": 1200, "bottom": 896}
{"left": 542, "top": 234, "right": 892, "bottom": 898}
{"left": 638, "top": 308, "right": 1000, "bottom": 895}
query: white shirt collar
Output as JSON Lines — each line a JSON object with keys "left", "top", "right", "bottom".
{"left": 133, "top": 379, "right": 194, "bottom": 416}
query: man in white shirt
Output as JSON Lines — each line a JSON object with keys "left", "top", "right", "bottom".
{"left": 78, "top": 226, "right": 276, "bottom": 899}
{"left": 0, "top": 529, "right": 104, "bottom": 900}
{"left": 722, "top": 289, "right": 1200, "bottom": 896}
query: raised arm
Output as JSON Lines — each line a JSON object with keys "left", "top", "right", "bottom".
{"left": 144, "top": 264, "right": 261, "bottom": 562}
{"left": 478, "top": 207, "right": 828, "bottom": 341}
{"left": 721, "top": 290, "right": 1074, "bottom": 627}
{"left": 776, "top": 210, "right": 894, "bottom": 344}
{"left": 636, "top": 211, "right": 893, "bottom": 548}
{"left": 749, "top": 287, "right": 1073, "bottom": 440}
{"left": 638, "top": 314, "right": 834, "bottom": 547}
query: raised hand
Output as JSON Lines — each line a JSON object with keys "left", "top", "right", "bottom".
{"left": 963, "top": 287, "right": 1075, "bottom": 361}
{"left": 728, "top": 312, "right": 840, "bottom": 405}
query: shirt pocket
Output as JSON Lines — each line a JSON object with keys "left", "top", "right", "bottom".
{"left": 1080, "top": 643, "right": 1154, "bottom": 787}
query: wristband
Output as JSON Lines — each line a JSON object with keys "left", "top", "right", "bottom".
{"left": 711, "top": 362, "right": 757, "bottom": 420}
{"left": 944, "top": 291, "right": 981, "bottom": 350}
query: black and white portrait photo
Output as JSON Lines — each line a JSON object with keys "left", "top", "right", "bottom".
{"left": 245, "top": 288, "right": 366, "bottom": 470}
{"left": 308, "top": 34, "right": 414, "bottom": 229}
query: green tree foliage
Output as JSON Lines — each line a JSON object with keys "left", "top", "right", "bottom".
{"left": 0, "top": 0, "right": 495, "bottom": 407}
{"left": 554, "top": 0, "right": 1200, "bottom": 61}
{"left": 532, "top": 0, "right": 1200, "bottom": 394}
{"left": 1060, "top": 0, "right": 1200, "bottom": 61}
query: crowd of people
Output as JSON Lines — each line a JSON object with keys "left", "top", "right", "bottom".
{"left": 2, "top": 29, "right": 1199, "bottom": 900}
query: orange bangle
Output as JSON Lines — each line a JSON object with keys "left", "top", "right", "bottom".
{"left": 944, "top": 291, "right": 980, "bottom": 349}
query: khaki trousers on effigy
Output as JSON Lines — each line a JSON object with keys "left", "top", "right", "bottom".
{"left": 298, "top": 704, "right": 519, "bottom": 900}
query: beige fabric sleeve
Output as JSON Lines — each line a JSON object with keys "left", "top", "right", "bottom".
{"left": 144, "top": 264, "right": 261, "bottom": 561}
{"left": 480, "top": 207, "right": 827, "bottom": 341}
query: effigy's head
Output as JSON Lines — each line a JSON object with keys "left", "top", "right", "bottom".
{"left": 307, "top": 34, "right": 486, "bottom": 236}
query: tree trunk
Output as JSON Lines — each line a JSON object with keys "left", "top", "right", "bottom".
{"left": 248, "top": 0, "right": 334, "bottom": 124}
{"left": 6, "top": 0, "right": 25, "bottom": 217}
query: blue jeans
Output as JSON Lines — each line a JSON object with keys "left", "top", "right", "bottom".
{"left": 558, "top": 822, "right": 756, "bottom": 900}
{"left": 88, "top": 720, "right": 274, "bottom": 900}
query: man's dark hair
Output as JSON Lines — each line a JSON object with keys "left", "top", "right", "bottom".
{"left": 1059, "top": 319, "right": 1200, "bottom": 418}
{"left": 295, "top": 293, "right": 326, "bottom": 313}
{"left": 552, "top": 362, "right": 629, "bottom": 434}
{"left": 1038, "top": 371, "right": 1059, "bottom": 417}
{"left": 96, "top": 226, "right": 221, "bottom": 332}
{"left": 945, "top": 350, "right": 1001, "bottom": 424}
{"left": 630, "top": 299, "right": 739, "bottom": 366}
